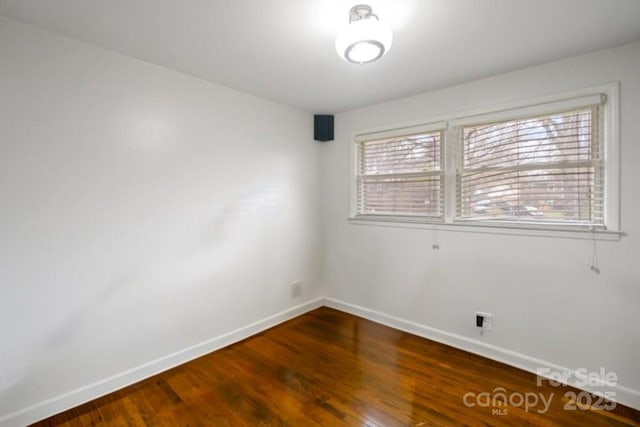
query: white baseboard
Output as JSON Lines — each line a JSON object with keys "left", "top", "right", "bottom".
{"left": 323, "top": 297, "right": 640, "bottom": 411}
{"left": 0, "top": 297, "right": 324, "bottom": 427}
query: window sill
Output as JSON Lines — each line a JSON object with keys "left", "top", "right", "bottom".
{"left": 348, "top": 216, "right": 623, "bottom": 241}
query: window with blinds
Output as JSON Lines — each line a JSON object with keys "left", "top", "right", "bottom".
{"left": 356, "top": 129, "right": 444, "bottom": 219}
{"left": 352, "top": 86, "right": 617, "bottom": 232}
{"left": 456, "top": 107, "right": 603, "bottom": 225}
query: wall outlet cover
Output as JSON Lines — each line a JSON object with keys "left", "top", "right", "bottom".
{"left": 290, "top": 281, "right": 302, "bottom": 298}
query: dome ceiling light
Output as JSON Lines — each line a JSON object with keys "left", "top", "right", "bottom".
{"left": 335, "top": 4, "right": 393, "bottom": 64}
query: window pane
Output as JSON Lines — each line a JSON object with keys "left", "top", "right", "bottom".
{"left": 359, "top": 175, "right": 442, "bottom": 217}
{"left": 458, "top": 167, "right": 603, "bottom": 223}
{"left": 464, "top": 110, "right": 594, "bottom": 169}
{"left": 361, "top": 133, "right": 441, "bottom": 175}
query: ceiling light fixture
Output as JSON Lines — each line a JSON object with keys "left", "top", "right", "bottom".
{"left": 335, "top": 4, "right": 393, "bottom": 64}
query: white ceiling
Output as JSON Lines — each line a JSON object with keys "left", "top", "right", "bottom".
{"left": 1, "top": 0, "right": 640, "bottom": 113}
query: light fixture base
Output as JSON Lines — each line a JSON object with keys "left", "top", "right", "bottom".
{"left": 349, "top": 4, "right": 377, "bottom": 23}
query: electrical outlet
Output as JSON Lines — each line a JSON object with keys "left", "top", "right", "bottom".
{"left": 290, "top": 281, "right": 302, "bottom": 298}
{"left": 475, "top": 311, "right": 494, "bottom": 330}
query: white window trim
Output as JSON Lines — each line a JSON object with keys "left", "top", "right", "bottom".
{"left": 349, "top": 83, "right": 622, "bottom": 240}
{"left": 355, "top": 121, "right": 447, "bottom": 142}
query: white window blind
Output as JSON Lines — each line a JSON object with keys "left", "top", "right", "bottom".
{"left": 356, "top": 129, "right": 444, "bottom": 219}
{"left": 456, "top": 106, "right": 604, "bottom": 225}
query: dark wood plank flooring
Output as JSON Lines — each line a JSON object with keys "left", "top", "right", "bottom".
{"left": 32, "top": 307, "right": 640, "bottom": 426}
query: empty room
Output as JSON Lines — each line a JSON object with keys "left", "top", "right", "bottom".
{"left": 1, "top": 1, "right": 639, "bottom": 426}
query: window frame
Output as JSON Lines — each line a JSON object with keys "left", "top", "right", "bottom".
{"left": 349, "top": 83, "right": 621, "bottom": 239}
{"left": 452, "top": 100, "right": 604, "bottom": 227}
{"left": 354, "top": 121, "right": 447, "bottom": 221}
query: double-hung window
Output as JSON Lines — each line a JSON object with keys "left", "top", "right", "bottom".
{"left": 355, "top": 123, "right": 446, "bottom": 220}
{"left": 455, "top": 100, "right": 604, "bottom": 226}
{"left": 352, "top": 85, "right": 619, "bottom": 234}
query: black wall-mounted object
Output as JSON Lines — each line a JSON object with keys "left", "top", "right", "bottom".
{"left": 314, "top": 115, "right": 334, "bottom": 142}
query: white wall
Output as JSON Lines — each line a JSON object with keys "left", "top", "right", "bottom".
{"left": 0, "top": 17, "right": 323, "bottom": 424}
{"left": 322, "top": 41, "right": 640, "bottom": 406}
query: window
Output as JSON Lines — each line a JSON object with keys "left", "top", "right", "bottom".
{"left": 355, "top": 124, "right": 445, "bottom": 219}
{"left": 456, "top": 107, "right": 603, "bottom": 225}
{"left": 352, "top": 85, "right": 619, "bottom": 234}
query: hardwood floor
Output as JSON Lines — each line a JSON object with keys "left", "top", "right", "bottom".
{"left": 32, "top": 307, "right": 640, "bottom": 426}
